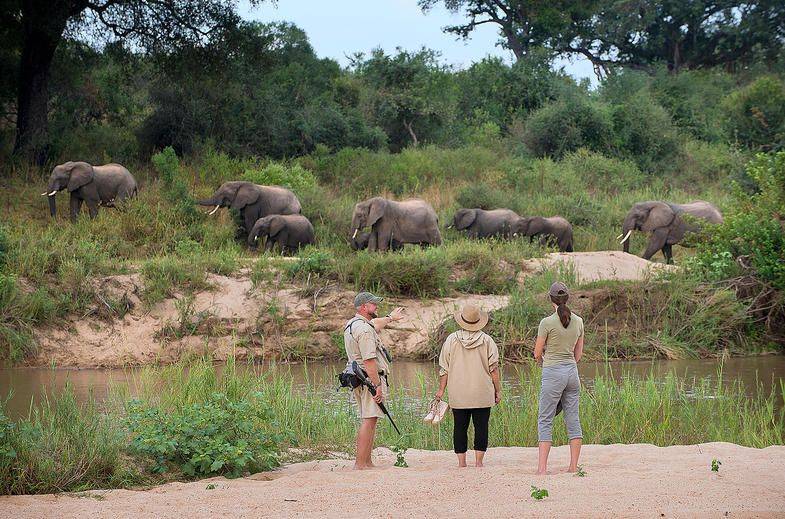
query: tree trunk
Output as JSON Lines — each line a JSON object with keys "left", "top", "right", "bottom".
{"left": 403, "top": 119, "right": 418, "bottom": 147}
{"left": 13, "top": 1, "right": 72, "bottom": 165}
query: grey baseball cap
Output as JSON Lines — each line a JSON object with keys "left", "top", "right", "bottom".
{"left": 354, "top": 291, "right": 383, "bottom": 307}
{"left": 548, "top": 282, "right": 569, "bottom": 297}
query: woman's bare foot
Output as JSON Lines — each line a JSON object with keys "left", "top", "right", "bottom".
{"left": 475, "top": 462, "right": 484, "bottom": 468}
{"left": 458, "top": 461, "right": 468, "bottom": 468}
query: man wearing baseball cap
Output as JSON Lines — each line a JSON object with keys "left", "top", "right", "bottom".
{"left": 343, "top": 291, "right": 404, "bottom": 469}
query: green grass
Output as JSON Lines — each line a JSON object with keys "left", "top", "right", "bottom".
{"left": 2, "top": 356, "right": 783, "bottom": 495}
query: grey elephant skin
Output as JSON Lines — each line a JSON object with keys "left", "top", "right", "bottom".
{"left": 620, "top": 200, "right": 723, "bottom": 264}
{"left": 197, "top": 181, "right": 301, "bottom": 241}
{"left": 44, "top": 161, "right": 138, "bottom": 221}
{"left": 351, "top": 231, "right": 404, "bottom": 251}
{"left": 248, "top": 214, "right": 315, "bottom": 253}
{"left": 350, "top": 197, "right": 442, "bottom": 252}
{"left": 452, "top": 208, "right": 520, "bottom": 238}
{"left": 511, "top": 216, "right": 574, "bottom": 252}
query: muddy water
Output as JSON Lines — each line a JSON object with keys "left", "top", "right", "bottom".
{"left": 1, "top": 357, "right": 783, "bottom": 419}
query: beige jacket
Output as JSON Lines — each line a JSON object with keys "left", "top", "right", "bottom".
{"left": 438, "top": 330, "right": 499, "bottom": 409}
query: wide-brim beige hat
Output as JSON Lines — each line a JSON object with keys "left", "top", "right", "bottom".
{"left": 454, "top": 303, "right": 489, "bottom": 332}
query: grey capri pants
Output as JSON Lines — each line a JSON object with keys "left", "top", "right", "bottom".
{"left": 538, "top": 362, "right": 582, "bottom": 442}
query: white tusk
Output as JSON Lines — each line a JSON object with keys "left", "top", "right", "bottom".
{"left": 513, "top": 233, "right": 518, "bottom": 237}
{"left": 352, "top": 229, "right": 358, "bottom": 239}
{"left": 619, "top": 230, "right": 632, "bottom": 244}
{"left": 615, "top": 234, "right": 623, "bottom": 240}
{"left": 208, "top": 205, "right": 220, "bottom": 215}
{"left": 41, "top": 192, "right": 48, "bottom": 196}
{"left": 254, "top": 236, "right": 259, "bottom": 241}
{"left": 47, "top": 190, "right": 57, "bottom": 196}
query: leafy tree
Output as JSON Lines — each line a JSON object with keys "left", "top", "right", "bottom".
{"left": 4, "top": 0, "right": 264, "bottom": 164}
{"left": 352, "top": 47, "right": 458, "bottom": 150}
{"left": 722, "top": 76, "right": 785, "bottom": 151}
{"left": 422, "top": 0, "right": 785, "bottom": 76}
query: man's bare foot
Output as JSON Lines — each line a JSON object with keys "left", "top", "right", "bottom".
{"left": 535, "top": 469, "right": 548, "bottom": 475}
{"left": 458, "top": 462, "right": 467, "bottom": 468}
{"left": 567, "top": 466, "right": 577, "bottom": 473}
{"left": 475, "top": 462, "right": 484, "bottom": 468}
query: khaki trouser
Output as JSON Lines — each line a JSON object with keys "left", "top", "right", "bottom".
{"left": 352, "top": 377, "right": 389, "bottom": 419}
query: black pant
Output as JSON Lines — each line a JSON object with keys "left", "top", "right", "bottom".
{"left": 452, "top": 407, "right": 491, "bottom": 454}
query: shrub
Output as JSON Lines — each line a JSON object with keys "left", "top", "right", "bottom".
{"left": 152, "top": 147, "right": 202, "bottom": 225}
{"left": 126, "top": 391, "right": 283, "bottom": 477}
{"left": 610, "top": 91, "right": 683, "bottom": 173}
{"left": 243, "top": 162, "right": 317, "bottom": 196}
{"left": 285, "top": 249, "right": 334, "bottom": 279}
{"left": 722, "top": 76, "right": 785, "bottom": 151}
{"left": 522, "top": 98, "right": 614, "bottom": 159}
{"left": 690, "top": 152, "right": 785, "bottom": 289}
{"left": 337, "top": 249, "right": 451, "bottom": 297}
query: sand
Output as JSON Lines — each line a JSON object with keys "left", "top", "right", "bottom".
{"left": 522, "top": 251, "right": 676, "bottom": 283}
{"left": 3, "top": 443, "right": 784, "bottom": 518}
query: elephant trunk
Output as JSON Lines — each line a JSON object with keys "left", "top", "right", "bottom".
{"left": 48, "top": 193, "right": 57, "bottom": 217}
{"left": 196, "top": 198, "right": 219, "bottom": 207}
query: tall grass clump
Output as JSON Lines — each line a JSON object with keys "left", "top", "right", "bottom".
{"left": 0, "top": 386, "right": 138, "bottom": 495}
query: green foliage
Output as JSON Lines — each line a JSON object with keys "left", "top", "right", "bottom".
{"left": 242, "top": 162, "right": 316, "bottom": 195}
{"left": 690, "top": 152, "right": 785, "bottom": 288}
{"left": 126, "top": 392, "right": 282, "bottom": 477}
{"left": 0, "top": 387, "right": 137, "bottom": 495}
{"left": 390, "top": 437, "right": 409, "bottom": 468}
{"left": 523, "top": 97, "right": 614, "bottom": 159}
{"left": 285, "top": 249, "right": 334, "bottom": 280}
{"left": 722, "top": 76, "right": 785, "bottom": 151}
{"left": 575, "top": 465, "right": 586, "bottom": 477}
{"left": 152, "top": 147, "right": 202, "bottom": 224}
{"left": 530, "top": 485, "right": 549, "bottom": 500}
{"left": 711, "top": 459, "right": 722, "bottom": 472}
{"left": 338, "top": 249, "right": 451, "bottom": 297}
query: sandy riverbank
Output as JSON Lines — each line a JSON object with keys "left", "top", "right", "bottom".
{"left": 3, "top": 443, "right": 783, "bottom": 518}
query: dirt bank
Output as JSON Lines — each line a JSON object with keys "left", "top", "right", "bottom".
{"left": 3, "top": 443, "right": 783, "bottom": 518}
{"left": 29, "top": 252, "right": 671, "bottom": 368}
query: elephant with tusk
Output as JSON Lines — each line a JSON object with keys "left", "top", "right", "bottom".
{"left": 44, "top": 161, "right": 138, "bottom": 221}
{"left": 620, "top": 200, "right": 723, "bottom": 264}
{"left": 350, "top": 197, "right": 441, "bottom": 252}
{"left": 196, "top": 181, "right": 302, "bottom": 243}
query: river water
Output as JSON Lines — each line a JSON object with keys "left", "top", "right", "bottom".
{"left": 1, "top": 356, "right": 783, "bottom": 419}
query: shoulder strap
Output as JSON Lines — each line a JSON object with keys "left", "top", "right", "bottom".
{"left": 344, "top": 317, "right": 373, "bottom": 339}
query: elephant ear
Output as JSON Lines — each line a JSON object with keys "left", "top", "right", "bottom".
{"left": 231, "top": 183, "right": 260, "bottom": 210}
{"left": 67, "top": 163, "right": 94, "bottom": 192}
{"left": 641, "top": 203, "right": 675, "bottom": 232}
{"left": 268, "top": 216, "right": 285, "bottom": 238}
{"left": 454, "top": 209, "right": 477, "bottom": 230}
{"left": 367, "top": 198, "right": 386, "bottom": 227}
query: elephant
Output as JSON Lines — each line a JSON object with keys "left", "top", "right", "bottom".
{"left": 197, "top": 181, "right": 301, "bottom": 241}
{"left": 350, "top": 197, "right": 442, "bottom": 252}
{"left": 43, "top": 161, "right": 137, "bottom": 221}
{"left": 248, "top": 214, "right": 315, "bottom": 253}
{"left": 510, "top": 216, "right": 574, "bottom": 252}
{"left": 619, "top": 200, "right": 723, "bottom": 264}
{"left": 351, "top": 231, "right": 404, "bottom": 252}
{"left": 451, "top": 208, "right": 520, "bottom": 239}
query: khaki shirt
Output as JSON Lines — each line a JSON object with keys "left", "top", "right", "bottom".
{"left": 538, "top": 312, "right": 584, "bottom": 367}
{"left": 438, "top": 330, "right": 499, "bottom": 409}
{"left": 343, "top": 314, "right": 391, "bottom": 375}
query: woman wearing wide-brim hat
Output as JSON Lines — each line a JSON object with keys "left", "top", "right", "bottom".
{"left": 434, "top": 303, "right": 501, "bottom": 468}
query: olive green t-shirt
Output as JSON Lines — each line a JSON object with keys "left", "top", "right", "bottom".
{"left": 537, "top": 312, "right": 584, "bottom": 367}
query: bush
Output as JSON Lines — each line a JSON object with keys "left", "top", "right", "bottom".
{"left": 152, "top": 147, "right": 202, "bottom": 225}
{"left": 690, "top": 152, "right": 785, "bottom": 289}
{"left": 522, "top": 98, "right": 614, "bottom": 159}
{"left": 242, "top": 162, "right": 316, "bottom": 196}
{"left": 126, "top": 391, "right": 283, "bottom": 477}
{"left": 285, "top": 249, "right": 334, "bottom": 279}
{"left": 610, "top": 91, "right": 683, "bottom": 173}
{"left": 722, "top": 76, "right": 785, "bottom": 151}
{"left": 337, "top": 249, "right": 451, "bottom": 297}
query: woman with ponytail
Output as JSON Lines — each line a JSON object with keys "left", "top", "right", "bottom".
{"left": 533, "top": 282, "right": 584, "bottom": 475}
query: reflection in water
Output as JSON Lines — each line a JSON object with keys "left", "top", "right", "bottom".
{"left": 1, "top": 356, "right": 783, "bottom": 419}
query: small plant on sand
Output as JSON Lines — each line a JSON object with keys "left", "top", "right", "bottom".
{"left": 711, "top": 459, "right": 722, "bottom": 472}
{"left": 575, "top": 465, "right": 586, "bottom": 477}
{"left": 531, "top": 485, "right": 549, "bottom": 500}
{"left": 206, "top": 483, "right": 216, "bottom": 490}
{"left": 390, "top": 438, "right": 409, "bottom": 468}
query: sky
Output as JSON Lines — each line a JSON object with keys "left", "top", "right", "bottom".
{"left": 239, "top": 0, "right": 597, "bottom": 85}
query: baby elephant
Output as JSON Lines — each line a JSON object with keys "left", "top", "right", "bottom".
{"left": 511, "top": 216, "right": 574, "bottom": 252}
{"left": 248, "top": 214, "right": 315, "bottom": 253}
